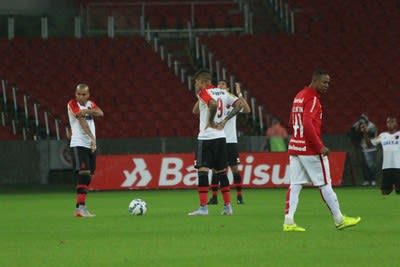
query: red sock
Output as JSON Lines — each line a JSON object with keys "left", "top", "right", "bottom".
{"left": 198, "top": 186, "right": 209, "bottom": 206}
{"left": 76, "top": 193, "right": 86, "bottom": 206}
{"left": 221, "top": 186, "right": 231, "bottom": 205}
{"left": 236, "top": 187, "right": 242, "bottom": 197}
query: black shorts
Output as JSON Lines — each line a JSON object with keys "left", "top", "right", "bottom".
{"left": 71, "top": 146, "right": 96, "bottom": 175}
{"left": 227, "top": 143, "right": 240, "bottom": 166}
{"left": 195, "top": 138, "right": 227, "bottom": 170}
{"left": 382, "top": 168, "right": 400, "bottom": 193}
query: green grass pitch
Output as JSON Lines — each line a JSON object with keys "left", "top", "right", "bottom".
{"left": 0, "top": 186, "right": 399, "bottom": 267}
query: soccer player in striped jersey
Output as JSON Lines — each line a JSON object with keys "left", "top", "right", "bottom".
{"left": 283, "top": 70, "right": 361, "bottom": 231}
{"left": 68, "top": 83, "right": 104, "bottom": 217}
{"left": 361, "top": 116, "right": 400, "bottom": 195}
{"left": 189, "top": 69, "right": 243, "bottom": 216}
{"left": 206, "top": 80, "right": 251, "bottom": 205}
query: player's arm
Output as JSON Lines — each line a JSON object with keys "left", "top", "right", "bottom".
{"left": 91, "top": 106, "right": 104, "bottom": 117}
{"left": 303, "top": 114, "right": 328, "bottom": 155}
{"left": 77, "top": 106, "right": 104, "bottom": 117}
{"left": 207, "top": 99, "right": 219, "bottom": 128}
{"left": 302, "top": 97, "right": 326, "bottom": 155}
{"left": 78, "top": 117, "right": 96, "bottom": 152}
{"left": 198, "top": 88, "right": 220, "bottom": 129}
{"left": 192, "top": 100, "right": 200, "bottom": 114}
{"left": 220, "top": 99, "right": 243, "bottom": 129}
{"left": 235, "top": 83, "right": 251, "bottom": 114}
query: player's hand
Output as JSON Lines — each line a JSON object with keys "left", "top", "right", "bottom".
{"left": 235, "top": 83, "right": 241, "bottom": 95}
{"left": 205, "top": 121, "right": 224, "bottom": 131}
{"left": 320, "top": 146, "right": 329, "bottom": 156}
{"left": 90, "top": 138, "right": 97, "bottom": 152}
{"left": 77, "top": 109, "right": 91, "bottom": 118}
{"left": 215, "top": 120, "right": 226, "bottom": 130}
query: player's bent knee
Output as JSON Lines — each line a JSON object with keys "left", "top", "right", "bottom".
{"left": 78, "top": 170, "right": 91, "bottom": 176}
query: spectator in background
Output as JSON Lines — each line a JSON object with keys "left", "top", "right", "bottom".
{"left": 361, "top": 116, "right": 400, "bottom": 195}
{"left": 264, "top": 118, "right": 288, "bottom": 152}
{"left": 349, "top": 114, "right": 378, "bottom": 186}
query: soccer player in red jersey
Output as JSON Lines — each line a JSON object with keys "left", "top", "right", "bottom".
{"left": 68, "top": 84, "right": 104, "bottom": 217}
{"left": 283, "top": 70, "right": 361, "bottom": 231}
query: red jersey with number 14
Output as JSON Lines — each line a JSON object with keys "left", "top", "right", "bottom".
{"left": 288, "top": 87, "right": 324, "bottom": 155}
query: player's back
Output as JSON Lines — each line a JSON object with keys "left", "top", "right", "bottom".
{"left": 197, "top": 86, "right": 237, "bottom": 140}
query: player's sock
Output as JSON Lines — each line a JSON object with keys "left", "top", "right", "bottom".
{"left": 76, "top": 186, "right": 87, "bottom": 208}
{"left": 233, "top": 172, "right": 243, "bottom": 197}
{"left": 198, "top": 171, "right": 209, "bottom": 206}
{"left": 210, "top": 173, "right": 219, "bottom": 197}
{"left": 284, "top": 184, "right": 302, "bottom": 225}
{"left": 218, "top": 172, "right": 231, "bottom": 205}
{"left": 76, "top": 173, "right": 91, "bottom": 208}
{"left": 319, "top": 184, "right": 344, "bottom": 224}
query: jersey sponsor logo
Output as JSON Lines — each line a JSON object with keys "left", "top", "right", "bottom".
{"left": 90, "top": 152, "right": 346, "bottom": 190}
{"left": 293, "top": 97, "right": 304, "bottom": 103}
{"left": 209, "top": 89, "right": 226, "bottom": 96}
{"left": 382, "top": 140, "right": 400, "bottom": 146}
{"left": 288, "top": 144, "right": 307, "bottom": 151}
{"left": 84, "top": 115, "right": 93, "bottom": 121}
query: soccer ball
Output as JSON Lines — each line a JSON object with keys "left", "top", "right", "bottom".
{"left": 128, "top": 199, "right": 147, "bottom": 216}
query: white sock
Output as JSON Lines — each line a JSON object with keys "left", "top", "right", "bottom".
{"left": 284, "top": 184, "right": 302, "bottom": 225}
{"left": 319, "top": 184, "right": 343, "bottom": 224}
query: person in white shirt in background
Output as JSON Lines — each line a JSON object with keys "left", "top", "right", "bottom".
{"left": 361, "top": 116, "right": 400, "bottom": 195}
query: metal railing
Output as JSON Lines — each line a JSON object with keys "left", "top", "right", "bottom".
{"left": 268, "top": 0, "right": 295, "bottom": 33}
{"left": 81, "top": 1, "right": 250, "bottom": 36}
{"left": 0, "top": 78, "right": 63, "bottom": 141}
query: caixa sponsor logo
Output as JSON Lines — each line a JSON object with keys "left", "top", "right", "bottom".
{"left": 121, "top": 156, "right": 290, "bottom": 187}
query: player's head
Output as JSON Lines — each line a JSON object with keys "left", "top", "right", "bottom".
{"left": 193, "top": 69, "right": 212, "bottom": 92}
{"left": 75, "top": 83, "right": 90, "bottom": 105}
{"left": 386, "top": 116, "right": 397, "bottom": 132}
{"left": 271, "top": 118, "right": 280, "bottom": 125}
{"left": 310, "top": 70, "right": 330, "bottom": 94}
{"left": 217, "top": 80, "right": 229, "bottom": 91}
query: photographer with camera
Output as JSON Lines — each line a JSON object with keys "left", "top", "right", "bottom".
{"left": 349, "top": 114, "right": 378, "bottom": 186}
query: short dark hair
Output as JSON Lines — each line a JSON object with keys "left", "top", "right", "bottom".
{"left": 76, "top": 83, "right": 89, "bottom": 91}
{"left": 193, "top": 68, "right": 211, "bottom": 81}
{"left": 312, "top": 70, "right": 328, "bottom": 80}
{"left": 387, "top": 115, "right": 397, "bottom": 121}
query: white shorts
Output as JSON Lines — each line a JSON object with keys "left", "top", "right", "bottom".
{"left": 289, "top": 155, "right": 331, "bottom": 186}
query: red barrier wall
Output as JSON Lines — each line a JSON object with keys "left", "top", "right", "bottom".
{"left": 90, "top": 152, "right": 346, "bottom": 190}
